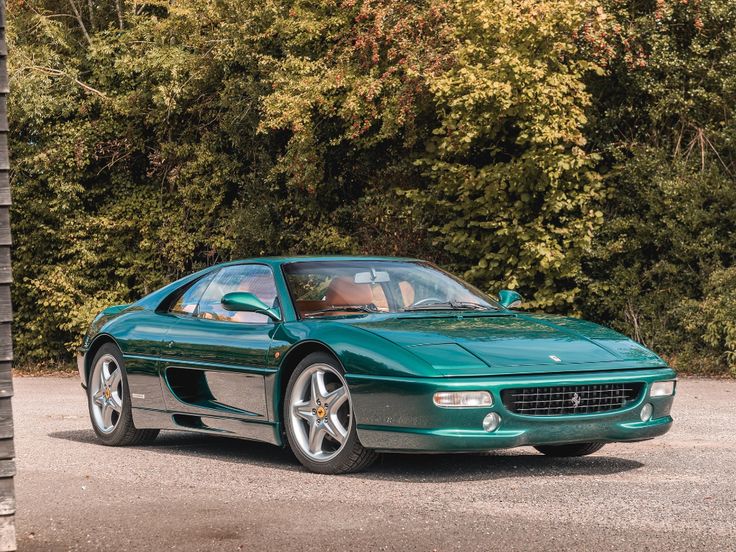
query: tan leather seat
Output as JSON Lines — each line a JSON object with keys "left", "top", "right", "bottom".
{"left": 325, "top": 277, "right": 373, "bottom": 306}
{"left": 399, "top": 281, "right": 415, "bottom": 307}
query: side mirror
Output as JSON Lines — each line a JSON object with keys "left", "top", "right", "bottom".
{"left": 221, "top": 292, "right": 281, "bottom": 321}
{"left": 498, "top": 290, "right": 522, "bottom": 309}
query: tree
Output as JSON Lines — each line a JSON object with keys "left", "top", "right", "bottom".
{"left": 581, "top": 0, "right": 736, "bottom": 374}
{"left": 417, "top": 0, "right": 607, "bottom": 310}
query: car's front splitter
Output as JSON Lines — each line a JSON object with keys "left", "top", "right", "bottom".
{"left": 347, "top": 367, "right": 676, "bottom": 453}
{"left": 357, "top": 415, "right": 672, "bottom": 453}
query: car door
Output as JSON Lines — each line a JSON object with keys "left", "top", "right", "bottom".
{"left": 121, "top": 270, "right": 219, "bottom": 421}
{"left": 160, "top": 264, "right": 281, "bottom": 424}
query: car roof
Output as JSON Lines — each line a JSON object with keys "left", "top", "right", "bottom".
{"left": 215, "top": 255, "right": 421, "bottom": 267}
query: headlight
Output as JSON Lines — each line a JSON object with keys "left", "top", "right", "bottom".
{"left": 433, "top": 391, "right": 493, "bottom": 408}
{"left": 650, "top": 380, "right": 676, "bottom": 397}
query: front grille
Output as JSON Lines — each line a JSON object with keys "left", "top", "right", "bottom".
{"left": 501, "top": 383, "right": 643, "bottom": 416}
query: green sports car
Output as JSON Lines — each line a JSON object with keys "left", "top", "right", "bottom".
{"left": 78, "top": 256, "right": 676, "bottom": 473}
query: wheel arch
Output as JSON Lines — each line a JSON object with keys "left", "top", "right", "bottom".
{"left": 274, "top": 340, "right": 344, "bottom": 428}
{"left": 84, "top": 334, "right": 123, "bottom": 386}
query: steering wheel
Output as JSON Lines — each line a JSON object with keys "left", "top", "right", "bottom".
{"left": 409, "top": 297, "right": 445, "bottom": 308}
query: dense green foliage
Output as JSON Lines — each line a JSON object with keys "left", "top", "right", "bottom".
{"left": 7, "top": 0, "right": 736, "bottom": 374}
{"left": 579, "top": 0, "right": 736, "bottom": 374}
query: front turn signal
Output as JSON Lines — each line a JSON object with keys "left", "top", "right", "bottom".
{"left": 433, "top": 391, "right": 493, "bottom": 408}
{"left": 650, "top": 381, "right": 676, "bottom": 397}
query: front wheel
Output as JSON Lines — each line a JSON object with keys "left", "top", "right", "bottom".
{"left": 284, "top": 352, "right": 377, "bottom": 474}
{"left": 534, "top": 442, "right": 605, "bottom": 457}
{"left": 87, "top": 343, "right": 159, "bottom": 446}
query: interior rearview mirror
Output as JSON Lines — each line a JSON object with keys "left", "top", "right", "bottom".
{"left": 498, "top": 289, "right": 522, "bottom": 309}
{"left": 221, "top": 292, "right": 280, "bottom": 321}
{"left": 354, "top": 270, "right": 390, "bottom": 284}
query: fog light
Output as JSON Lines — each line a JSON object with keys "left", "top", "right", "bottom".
{"left": 640, "top": 403, "right": 653, "bottom": 422}
{"left": 433, "top": 391, "right": 492, "bottom": 408}
{"left": 650, "top": 380, "right": 675, "bottom": 397}
{"left": 483, "top": 412, "right": 501, "bottom": 432}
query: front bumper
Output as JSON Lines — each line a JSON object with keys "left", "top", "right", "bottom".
{"left": 77, "top": 348, "right": 87, "bottom": 388}
{"left": 348, "top": 367, "right": 676, "bottom": 452}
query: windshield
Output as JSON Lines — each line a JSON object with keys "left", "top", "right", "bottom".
{"left": 282, "top": 260, "right": 500, "bottom": 319}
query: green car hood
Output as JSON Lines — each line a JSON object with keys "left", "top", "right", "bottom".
{"left": 350, "top": 313, "right": 665, "bottom": 376}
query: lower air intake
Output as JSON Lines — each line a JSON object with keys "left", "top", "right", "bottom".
{"left": 501, "top": 383, "right": 644, "bottom": 416}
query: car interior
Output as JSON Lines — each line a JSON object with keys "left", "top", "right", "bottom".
{"left": 294, "top": 276, "right": 416, "bottom": 318}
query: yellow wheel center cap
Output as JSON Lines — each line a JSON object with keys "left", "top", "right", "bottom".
{"left": 104, "top": 387, "right": 111, "bottom": 400}
{"left": 316, "top": 406, "right": 326, "bottom": 418}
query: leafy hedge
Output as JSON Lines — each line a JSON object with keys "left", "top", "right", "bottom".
{"left": 7, "top": 0, "right": 736, "bottom": 375}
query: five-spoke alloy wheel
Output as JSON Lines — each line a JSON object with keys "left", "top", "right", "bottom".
{"left": 87, "top": 343, "right": 159, "bottom": 446}
{"left": 90, "top": 353, "right": 124, "bottom": 433}
{"left": 284, "top": 352, "right": 377, "bottom": 474}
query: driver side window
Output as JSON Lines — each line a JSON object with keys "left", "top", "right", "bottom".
{"left": 196, "top": 265, "right": 278, "bottom": 324}
{"left": 169, "top": 271, "right": 218, "bottom": 315}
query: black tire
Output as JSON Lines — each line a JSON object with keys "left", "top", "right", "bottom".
{"left": 283, "top": 352, "right": 377, "bottom": 474}
{"left": 534, "top": 442, "right": 605, "bottom": 457}
{"left": 87, "top": 343, "right": 159, "bottom": 446}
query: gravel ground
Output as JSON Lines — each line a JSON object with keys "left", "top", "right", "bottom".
{"left": 11, "top": 376, "right": 736, "bottom": 551}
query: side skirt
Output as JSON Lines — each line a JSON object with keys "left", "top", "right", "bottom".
{"left": 132, "top": 407, "right": 282, "bottom": 446}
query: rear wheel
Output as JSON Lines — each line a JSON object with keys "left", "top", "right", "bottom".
{"left": 534, "top": 442, "right": 605, "bottom": 457}
{"left": 284, "top": 352, "right": 377, "bottom": 474}
{"left": 87, "top": 343, "right": 159, "bottom": 446}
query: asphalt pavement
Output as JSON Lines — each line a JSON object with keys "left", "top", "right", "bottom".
{"left": 11, "top": 376, "right": 736, "bottom": 551}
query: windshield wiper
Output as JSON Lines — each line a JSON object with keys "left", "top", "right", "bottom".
{"left": 402, "top": 301, "right": 497, "bottom": 312}
{"left": 303, "top": 305, "right": 379, "bottom": 318}
{"left": 451, "top": 301, "right": 498, "bottom": 311}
